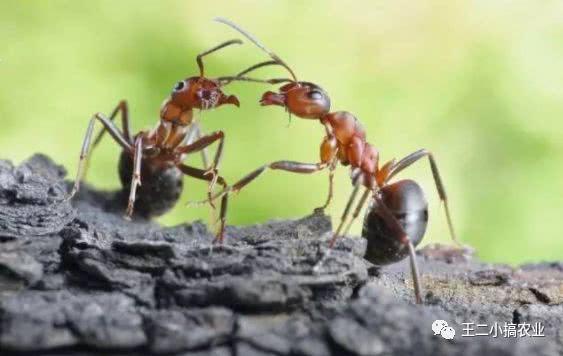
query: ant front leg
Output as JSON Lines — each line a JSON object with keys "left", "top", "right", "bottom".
{"left": 177, "top": 131, "right": 225, "bottom": 208}
{"left": 386, "top": 149, "right": 462, "bottom": 247}
{"left": 68, "top": 113, "right": 132, "bottom": 200}
{"left": 317, "top": 157, "right": 338, "bottom": 211}
{"left": 124, "top": 136, "right": 143, "bottom": 219}
{"left": 191, "top": 160, "right": 330, "bottom": 207}
{"left": 227, "top": 160, "right": 329, "bottom": 196}
{"left": 185, "top": 122, "right": 210, "bottom": 169}
{"left": 191, "top": 160, "right": 330, "bottom": 241}
{"left": 317, "top": 134, "right": 339, "bottom": 211}
{"left": 177, "top": 164, "right": 229, "bottom": 243}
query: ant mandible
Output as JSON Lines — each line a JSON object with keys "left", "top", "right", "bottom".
{"left": 211, "top": 18, "right": 467, "bottom": 303}
{"left": 67, "top": 38, "right": 267, "bottom": 243}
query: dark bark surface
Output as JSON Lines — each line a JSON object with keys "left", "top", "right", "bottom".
{"left": 0, "top": 154, "right": 561, "bottom": 356}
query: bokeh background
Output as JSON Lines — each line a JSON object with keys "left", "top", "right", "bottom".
{"left": 1, "top": 1, "right": 562, "bottom": 264}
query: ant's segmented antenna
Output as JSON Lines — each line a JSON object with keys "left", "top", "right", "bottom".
{"left": 197, "top": 39, "right": 243, "bottom": 77}
{"left": 218, "top": 60, "right": 293, "bottom": 85}
{"left": 219, "top": 76, "right": 292, "bottom": 85}
{"left": 214, "top": 17, "right": 298, "bottom": 82}
{"left": 233, "top": 60, "right": 279, "bottom": 78}
{"left": 218, "top": 60, "right": 277, "bottom": 84}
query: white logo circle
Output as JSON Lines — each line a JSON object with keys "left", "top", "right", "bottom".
{"left": 440, "top": 326, "right": 456, "bottom": 340}
{"left": 431, "top": 320, "right": 448, "bottom": 335}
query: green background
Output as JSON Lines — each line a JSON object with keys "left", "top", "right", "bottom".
{"left": 1, "top": 1, "right": 562, "bottom": 264}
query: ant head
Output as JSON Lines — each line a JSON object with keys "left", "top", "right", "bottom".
{"left": 160, "top": 38, "right": 242, "bottom": 125}
{"left": 214, "top": 19, "right": 330, "bottom": 119}
{"left": 160, "top": 77, "right": 239, "bottom": 125}
{"left": 172, "top": 77, "right": 240, "bottom": 110}
{"left": 261, "top": 81, "right": 330, "bottom": 119}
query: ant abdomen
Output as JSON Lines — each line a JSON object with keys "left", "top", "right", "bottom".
{"left": 363, "top": 179, "right": 428, "bottom": 265}
{"left": 118, "top": 150, "right": 183, "bottom": 218}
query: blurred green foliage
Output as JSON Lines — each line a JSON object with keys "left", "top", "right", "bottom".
{"left": 1, "top": 1, "right": 562, "bottom": 264}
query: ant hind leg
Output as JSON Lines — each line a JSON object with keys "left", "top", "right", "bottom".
{"left": 387, "top": 149, "right": 463, "bottom": 248}
{"left": 373, "top": 193, "right": 423, "bottom": 304}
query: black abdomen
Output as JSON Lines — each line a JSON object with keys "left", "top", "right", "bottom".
{"left": 363, "top": 179, "right": 428, "bottom": 265}
{"left": 118, "top": 150, "right": 183, "bottom": 218}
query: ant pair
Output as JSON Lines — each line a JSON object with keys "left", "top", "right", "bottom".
{"left": 69, "top": 19, "right": 468, "bottom": 304}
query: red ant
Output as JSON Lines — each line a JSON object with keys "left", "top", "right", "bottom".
{"left": 66, "top": 39, "right": 269, "bottom": 243}
{"left": 210, "top": 18, "right": 468, "bottom": 303}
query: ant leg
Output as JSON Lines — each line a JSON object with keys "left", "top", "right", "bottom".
{"left": 407, "top": 240, "right": 423, "bottom": 304}
{"left": 316, "top": 134, "right": 338, "bottom": 211}
{"left": 178, "top": 131, "right": 224, "bottom": 168}
{"left": 68, "top": 113, "right": 132, "bottom": 200}
{"left": 217, "top": 194, "right": 228, "bottom": 244}
{"left": 317, "top": 158, "right": 338, "bottom": 211}
{"left": 177, "top": 164, "right": 228, "bottom": 242}
{"left": 84, "top": 101, "right": 133, "bottom": 181}
{"left": 230, "top": 161, "right": 328, "bottom": 194}
{"left": 341, "top": 188, "right": 371, "bottom": 237}
{"left": 387, "top": 149, "right": 460, "bottom": 247}
{"left": 186, "top": 123, "right": 210, "bottom": 169}
{"left": 328, "top": 179, "right": 362, "bottom": 248}
{"left": 189, "top": 160, "right": 330, "bottom": 207}
{"left": 92, "top": 100, "right": 133, "bottom": 148}
{"left": 313, "top": 178, "right": 365, "bottom": 274}
{"left": 177, "top": 164, "right": 228, "bottom": 194}
{"left": 373, "top": 193, "right": 423, "bottom": 304}
{"left": 177, "top": 131, "right": 225, "bottom": 207}
{"left": 125, "top": 137, "right": 143, "bottom": 219}
{"left": 191, "top": 124, "right": 219, "bottom": 221}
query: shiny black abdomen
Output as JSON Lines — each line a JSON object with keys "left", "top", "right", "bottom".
{"left": 363, "top": 179, "right": 428, "bottom": 265}
{"left": 118, "top": 150, "right": 183, "bottom": 218}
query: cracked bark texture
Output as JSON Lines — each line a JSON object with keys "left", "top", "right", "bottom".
{"left": 0, "top": 154, "right": 561, "bottom": 356}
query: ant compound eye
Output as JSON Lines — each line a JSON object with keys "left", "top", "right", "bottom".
{"left": 173, "top": 81, "right": 185, "bottom": 92}
{"left": 307, "top": 90, "right": 323, "bottom": 100}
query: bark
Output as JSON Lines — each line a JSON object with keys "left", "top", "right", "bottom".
{"left": 0, "top": 154, "right": 561, "bottom": 355}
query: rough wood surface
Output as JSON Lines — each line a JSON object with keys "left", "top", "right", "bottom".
{"left": 0, "top": 154, "right": 561, "bottom": 355}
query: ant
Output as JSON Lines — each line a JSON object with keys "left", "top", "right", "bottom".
{"left": 208, "top": 18, "right": 468, "bottom": 303}
{"left": 66, "top": 38, "right": 270, "bottom": 243}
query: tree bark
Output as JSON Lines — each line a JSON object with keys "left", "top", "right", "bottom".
{"left": 0, "top": 154, "right": 561, "bottom": 355}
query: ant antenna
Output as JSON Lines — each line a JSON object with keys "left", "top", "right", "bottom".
{"left": 214, "top": 17, "right": 298, "bottom": 82}
{"left": 219, "top": 76, "right": 292, "bottom": 85}
{"left": 218, "top": 60, "right": 278, "bottom": 84}
{"left": 218, "top": 60, "right": 292, "bottom": 85}
{"left": 234, "top": 60, "right": 279, "bottom": 77}
{"left": 197, "top": 39, "right": 243, "bottom": 78}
